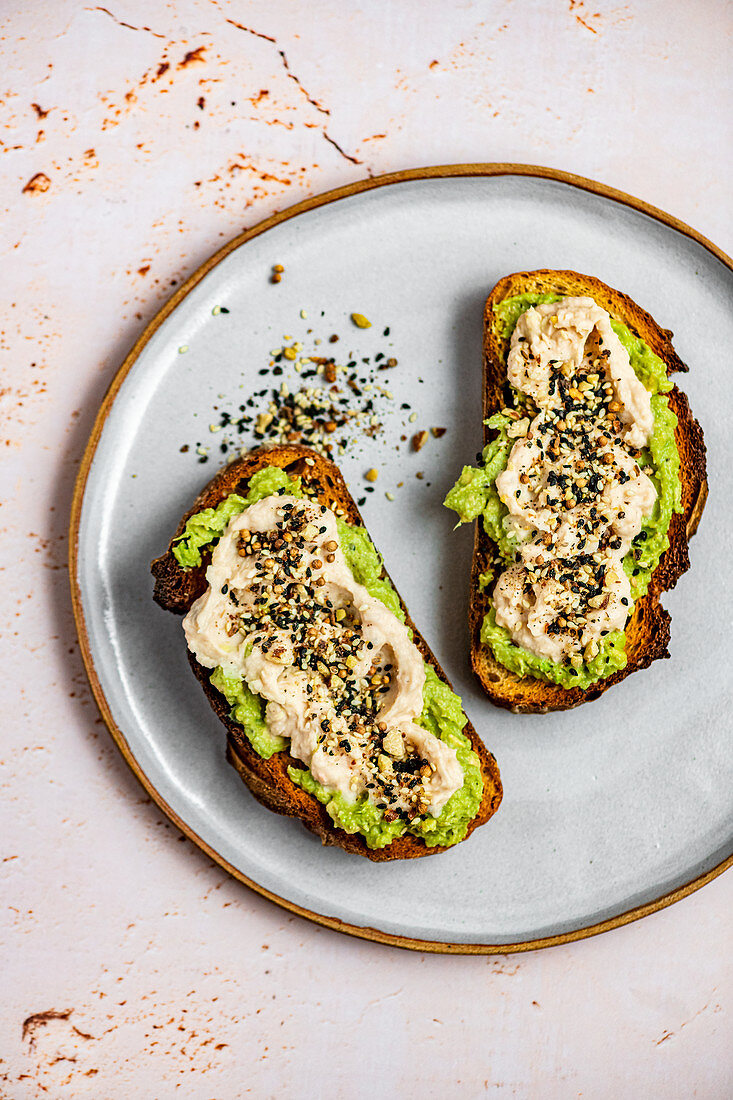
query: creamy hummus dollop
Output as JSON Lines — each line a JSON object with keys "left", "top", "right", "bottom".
{"left": 184, "top": 495, "right": 463, "bottom": 817}
{"left": 507, "top": 297, "right": 654, "bottom": 449}
{"left": 492, "top": 296, "right": 657, "bottom": 663}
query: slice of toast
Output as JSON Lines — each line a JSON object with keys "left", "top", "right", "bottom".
{"left": 152, "top": 444, "right": 502, "bottom": 860}
{"left": 470, "top": 270, "right": 707, "bottom": 713}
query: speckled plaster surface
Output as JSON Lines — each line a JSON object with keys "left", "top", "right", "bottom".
{"left": 1, "top": 2, "right": 731, "bottom": 1097}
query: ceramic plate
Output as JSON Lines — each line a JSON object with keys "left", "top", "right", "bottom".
{"left": 71, "top": 166, "right": 733, "bottom": 952}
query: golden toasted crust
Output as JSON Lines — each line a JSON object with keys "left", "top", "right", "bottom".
{"left": 152, "top": 444, "right": 502, "bottom": 859}
{"left": 470, "top": 270, "right": 708, "bottom": 713}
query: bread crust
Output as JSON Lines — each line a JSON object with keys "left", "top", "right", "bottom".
{"left": 152, "top": 444, "right": 502, "bottom": 860}
{"left": 470, "top": 270, "right": 708, "bottom": 713}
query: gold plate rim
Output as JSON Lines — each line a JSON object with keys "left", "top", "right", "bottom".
{"left": 69, "top": 162, "right": 733, "bottom": 954}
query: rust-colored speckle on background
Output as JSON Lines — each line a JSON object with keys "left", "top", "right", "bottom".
{"left": 178, "top": 47, "right": 207, "bottom": 69}
{"left": 568, "top": 0, "right": 602, "bottom": 34}
{"left": 22, "top": 172, "right": 51, "bottom": 194}
{"left": 22, "top": 1009, "right": 74, "bottom": 1047}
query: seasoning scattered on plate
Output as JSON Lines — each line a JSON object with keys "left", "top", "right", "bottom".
{"left": 192, "top": 318, "right": 399, "bottom": 462}
{"left": 180, "top": 308, "right": 449, "bottom": 475}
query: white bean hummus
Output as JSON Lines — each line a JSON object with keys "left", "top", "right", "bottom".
{"left": 492, "top": 297, "right": 657, "bottom": 665}
{"left": 183, "top": 495, "right": 463, "bottom": 818}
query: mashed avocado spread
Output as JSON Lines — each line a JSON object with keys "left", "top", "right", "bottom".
{"left": 173, "top": 466, "right": 482, "bottom": 848}
{"left": 445, "top": 293, "right": 682, "bottom": 690}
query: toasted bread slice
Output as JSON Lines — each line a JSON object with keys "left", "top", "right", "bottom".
{"left": 470, "top": 270, "right": 707, "bottom": 713}
{"left": 152, "top": 444, "right": 502, "bottom": 860}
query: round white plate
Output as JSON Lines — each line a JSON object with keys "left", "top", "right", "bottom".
{"left": 72, "top": 166, "right": 733, "bottom": 951}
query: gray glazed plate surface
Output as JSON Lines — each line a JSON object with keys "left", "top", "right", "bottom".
{"left": 73, "top": 168, "right": 732, "bottom": 949}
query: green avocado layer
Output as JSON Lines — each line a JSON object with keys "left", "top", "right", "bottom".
{"left": 174, "top": 466, "right": 483, "bottom": 849}
{"left": 172, "top": 466, "right": 303, "bottom": 568}
{"left": 445, "top": 293, "right": 682, "bottom": 690}
{"left": 289, "top": 666, "right": 482, "bottom": 849}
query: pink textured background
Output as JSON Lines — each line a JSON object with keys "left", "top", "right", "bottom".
{"left": 2, "top": 2, "right": 731, "bottom": 1095}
